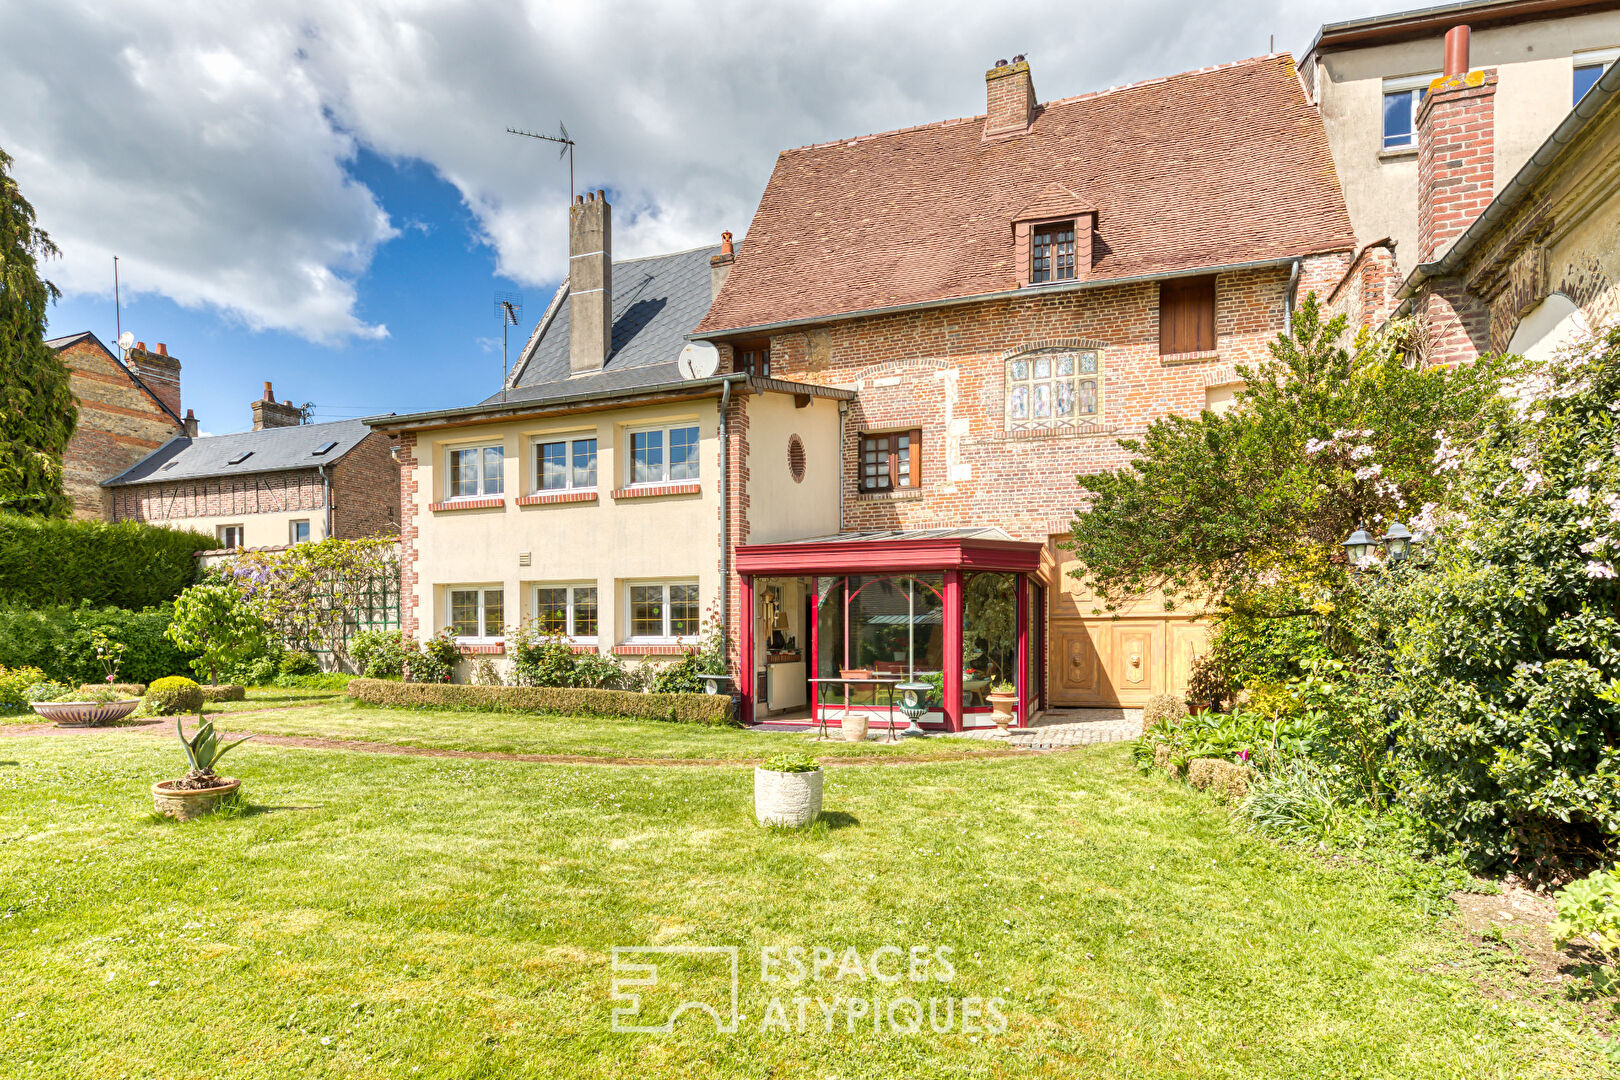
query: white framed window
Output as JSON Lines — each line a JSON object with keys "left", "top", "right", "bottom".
{"left": 627, "top": 423, "right": 700, "bottom": 486}
{"left": 447, "top": 585, "right": 504, "bottom": 642}
{"left": 625, "top": 580, "right": 700, "bottom": 642}
{"left": 446, "top": 442, "right": 504, "bottom": 498}
{"left": 217, "top": 524, "right": 244, "bottom": 549}
{"left": 289, "top": 519, "right": 310, "bottom": 544}
{"left": 533, "top": 436, "right": 597, "bottom": 491}
{"left": 1382, "top": 72, "right": 1439, "bottom": 150}
{"left": 532, "top": 583, "right": 598, "bottom": 641}
{"left": 1574, "top": 47, "right": 1619, "bottom": 104}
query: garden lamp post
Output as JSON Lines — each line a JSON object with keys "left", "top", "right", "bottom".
{"left": 1342, "top": 525, "right": 1377, "bottom": 565}
{"left": 1381, "top": 521, "right": 1414, "bottom": 563}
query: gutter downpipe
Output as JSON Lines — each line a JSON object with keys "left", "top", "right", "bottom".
{"left": 837, "top": 400, "right": 848, "bottom": 533}
{"left": 1284, "top": 258, "right": 1301, "bottom": 335}
{"left": 316, "top": 463, "right": 333, "bottom": 539}
{"left": 716, "top": 374, "right": 745, "bottom": 653}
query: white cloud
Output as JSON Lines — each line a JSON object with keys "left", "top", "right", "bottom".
{"left": 0, "top": 0, "right": 1366, "bottom": 343}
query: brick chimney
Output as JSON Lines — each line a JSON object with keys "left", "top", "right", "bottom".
{"left": 1417, "top": 25, "right": 1496, "bottom": 264}
{"left": 984, "top": 55, "right": 1036, "bottom": 139}
{"left": 182, "top": 409, "right": 199, "bottom": 438}
{"left": 251, "top": 381, "right": 303, "bottom": 429}
{"left": 709, "top": 230, "right": 735, "bottom": 300}
{"left": 124, "top": 341, "right": 182, "bottom": 424}
{"left": 568, "top": 190, "right": 613, "bottom": 374}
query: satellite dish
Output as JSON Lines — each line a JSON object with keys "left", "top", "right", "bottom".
{"left": 117, "top": 331, "right": 135, "bottom": 352}
{"left": 677, "top": 341, "right": 719, "bottom": 380}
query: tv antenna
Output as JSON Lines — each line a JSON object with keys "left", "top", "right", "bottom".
{"left": 507, "top": 122, "right": 575, "bottom": 202}
{"left": 494, "top": 292, "right": 522, "bottom": 402}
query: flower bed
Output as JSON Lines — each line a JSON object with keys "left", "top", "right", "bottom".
{"left": 345, "top": 678, "right": 736, "bottom": 726}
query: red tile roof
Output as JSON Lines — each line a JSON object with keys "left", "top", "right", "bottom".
{"left": 696, "top": 55, "right": 1355, "bottom": 335}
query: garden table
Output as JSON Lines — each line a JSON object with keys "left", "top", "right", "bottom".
{"left": 807, "top": 676, "right": 903, "bottom": 743}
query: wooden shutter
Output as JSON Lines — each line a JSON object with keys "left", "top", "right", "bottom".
{"left": 1159, "top": 276, "right": 1216, "bottom": 355}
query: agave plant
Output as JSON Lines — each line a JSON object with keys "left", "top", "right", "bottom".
{"left": 174, "top": 716, "right": 253, "bottom": 782}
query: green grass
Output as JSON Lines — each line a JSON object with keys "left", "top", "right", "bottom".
{"left": 0, "top": 733, "right": 1607, "bottom": 1078}
{"left": 201, "top": 687, "right": 349, "bottom": 713}
{"left": 207, "top": 699, "right": 993, "bottom": 761}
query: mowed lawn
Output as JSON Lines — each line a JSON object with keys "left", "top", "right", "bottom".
{"left": 0, "top": 725, "right": 1606, "bottom": 1078}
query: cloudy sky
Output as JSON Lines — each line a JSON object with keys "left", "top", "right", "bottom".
{"left": 1, "top": 0, "right": 1367, "bottom": 432}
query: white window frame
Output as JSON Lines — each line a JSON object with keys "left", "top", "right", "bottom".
{"left": 445, "top": 585, "right": 505, "bottom": 644}
{"left": 289, "top": 519, "right": 311, "bottom": 544}
{"left": 444, "top": 442, "right": 505, "bottom": 499}
{"left": 1381, "top": 72, "right": 1439, "bottom": 150}
{"left": 624, "top": 422, "right": 701, "bottom": 487}
{"left": 530, "top": 582, "right": 599, "bottom": 643}
{"left": 530, "top": 434, "right": 598, "bottom": 493}
{"left": 1574, "top": 47, "right": 1620, "bottom": 104}
{"left": 217, "top": 524, "right": 245, "bottom": 549}
{"left": 623, "top": 579, "right": 701, "bottom": 644}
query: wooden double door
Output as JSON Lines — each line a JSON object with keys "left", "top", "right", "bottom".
{"left": 1044, "top": 535, "right": 1209, "bottom": 708}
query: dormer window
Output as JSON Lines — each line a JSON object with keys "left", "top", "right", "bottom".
{"left": 734, "top": 340, "right": 770, "bottom": 377}
{"left": 1031, "top": 221, "right": 1077, "bottom": 283}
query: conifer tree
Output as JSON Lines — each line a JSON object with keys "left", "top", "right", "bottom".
{"left": 0, "top": 145, "right": 77, "bottom": 517}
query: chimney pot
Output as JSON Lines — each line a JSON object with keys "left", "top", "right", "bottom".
{"left": 1443, "top": 25, "right": 1471, "bottom": 77}
{"left": 135, "top": 341, "right": 146, "bottom": 352}
{"left": 155, "top": 342, "right": 168, "bottom": 356}
{"left": 263, "top": 381, "right": 275, "bottom": 401}
{"left": 996, "top": 58, "right": 1008, "bottom": 67}
{"left": 721, "top": 230, "right": 734, "bottom": 256}
{"left": 1012, "top": 53, "right": 1025, "bottom": 63}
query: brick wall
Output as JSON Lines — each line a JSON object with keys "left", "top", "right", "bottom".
{"left": 330, "top": 430, "right": 400, "bottom": 538}
{"left": 1418, "top": 71, "right": 1497, "bottom": 265}
{"left": 397, "top": 432, "right": 421, "bottom": 639}
{"left": 108, "top": 468, "right": 327, "bottom": 523}
{"left": 720, "top": 373, "right": 751, "bottom": 671}
{"left": 759, "top": 257, "right": 1343, "bottom": 543}
{"left": 58, "top": 338, "right": 182, "bottom": 519}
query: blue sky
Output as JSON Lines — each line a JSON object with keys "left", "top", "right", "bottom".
{"left": 45, "top": 149, "right": 540, "bottom": 431}
{"left": 8, "top": 1, "right": 1365, "bottom": 438}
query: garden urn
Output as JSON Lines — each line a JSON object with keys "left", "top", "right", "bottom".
{"left": 986, "top": 689, "right": 1018, "bottom": 735}
{"left": 754, "top": 766, "right": 823, "bottom": 827}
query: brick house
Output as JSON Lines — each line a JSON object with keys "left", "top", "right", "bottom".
{"left": 692, "top": 53, "right": 1358, "bottom": 727}
{"left": 104, "top": 382, "right": 399, "bottom": 550}
{"left": 48, "top": 333, "right": 197, "bottom": 519}
{"left": 381, "top": 52, "right": 1357, "bottom": 729}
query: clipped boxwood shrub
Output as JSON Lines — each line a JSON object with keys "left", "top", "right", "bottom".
{"left": 345, "top": 678, "right": 735, "bottom": 726}
{"left": 198, "top": 684, "right": 246, "bottom": 702}
{"left": 0, "top": 515, "right": 211, "bottom": 609}
{"left": 0, "top": 604, "right": 191, "bottom": 686}
{"left": 144, "top": 676, "right": 203, "bottom": 716}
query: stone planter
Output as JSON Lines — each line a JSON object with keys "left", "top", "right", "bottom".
{"left": 152, "top": 777, "right": 241, "bottom": 822}
{"left": 30, "top": 699, "right": 140, "bottom": 727}
{"left": 754, "top": 766, "right": 823, "bottom": 827}
{"left": 840, "top": 712, "right": 870, "bottom": 742}
{"left": 986, "top": 691, "right": 1017, "bottom": 736}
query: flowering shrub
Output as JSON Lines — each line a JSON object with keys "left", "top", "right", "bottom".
{"left": 1357, "top": 327, "right": 1620, "bottom": 871}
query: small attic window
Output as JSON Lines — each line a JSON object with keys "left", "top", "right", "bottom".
{"left": 1031, "top": 221, "right": 1077, "bottom": 283}
{"left": 227, "top": 451, "right": 254, "bottom": 466}
{"left": 312, "top": 440, "right": 338, "bottom": 457}
{"left": 160, "top": 461, "right": 178, "bottom": 472}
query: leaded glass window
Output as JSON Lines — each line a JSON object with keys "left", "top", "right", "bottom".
{"left": 1005, "top": 349, "right": 1101, "bottom": 431}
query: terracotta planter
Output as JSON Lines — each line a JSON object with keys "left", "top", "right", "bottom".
{"left": 986, "top": 691, "right": 1017, "bottom": 736}
{"left": 152, "top": 777, "right": 241, "bottom": 822}
{"left": 754, "top": 767, "right": 823, "bottom": 827}
{"left": 840, "top": 712, "right": 870, "bottom": 742}
{"left": 30, "top": 699, "right": 140, "bottom": 727}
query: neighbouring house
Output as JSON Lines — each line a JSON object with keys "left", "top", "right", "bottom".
{"left": 694, "top": 53, "right": 1358, "bottom": 728}
{"left": 104, "top": 381, "right": 399, "bottom": 550}
{"left": 381, "top": 50, "right": 1358, "bottom": 731}
{"left": 1302, "top": 0, "right": 1620, "bottom": 281}
{"left": 49, "top": 333, "right": 196, "bottom": 520}
{"left": 366, "top": 197, "right": 850, "bottom": 685}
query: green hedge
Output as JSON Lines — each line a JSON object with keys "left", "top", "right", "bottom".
{"left": 345, "top": 678, "right": 736, "bottom": 726}
{"left": 0, "top": 515, "right": 211, "bottom": 609}
{"left": 0, "top": 604, "right": 192, "bottom": 686}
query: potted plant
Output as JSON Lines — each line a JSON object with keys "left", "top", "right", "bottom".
{"left": 30, "top": 685, "right": 141, "bottom": 726}
{"left": 986, "top": 680, "right": 1018, "bottom": 736}
{"left": 754, "top": 750, "right": 822, "bottom": 827}
{"left": 151, "top": 715, "right": 253, "bottom": 821}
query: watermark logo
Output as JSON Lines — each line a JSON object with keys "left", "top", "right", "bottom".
{"left": 610, "top": 946, "right": 739, "bottom": 1034}
{"left": 610, "top": 943, "right": 1005, "bottom": 1037}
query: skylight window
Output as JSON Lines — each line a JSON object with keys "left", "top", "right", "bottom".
{"left": 312, "top": 441, "right": 338, "bottom": 456}
{"left": 227, "top": 451, "right": 254, "bottom": 466}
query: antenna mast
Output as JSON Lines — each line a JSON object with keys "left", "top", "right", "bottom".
{"left": 495, "top": 293, "right": 522, "bottom": 404}
{"left": 113, "top": 255, "right": 121, "bottom": 351}
{"left": 506, "top": 123, "right": 576, "bottom": 202}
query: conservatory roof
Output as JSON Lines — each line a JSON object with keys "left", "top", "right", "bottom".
{"left": 736, "top": 528, "right": 1049, "bottom": 579}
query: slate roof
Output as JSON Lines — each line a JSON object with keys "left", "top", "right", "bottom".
{"left": 696, "top": 54, "right": 1356, "bottom": 335}
{"left": 489, "top": 244, "right": 721, "bottom": 407}
{"left": 103, "top": 418, "right": 373, "bottom": 487}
